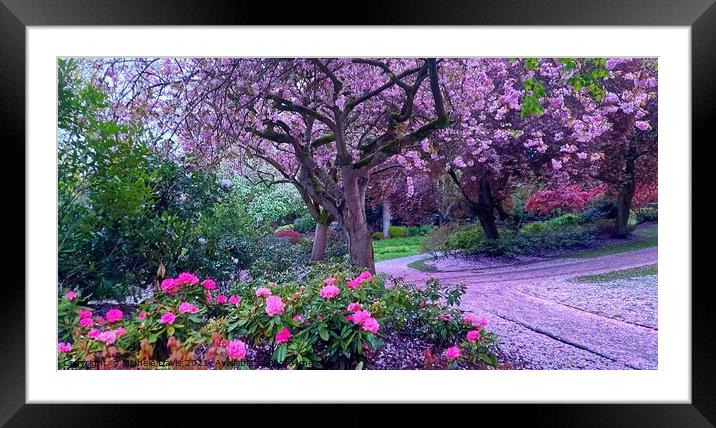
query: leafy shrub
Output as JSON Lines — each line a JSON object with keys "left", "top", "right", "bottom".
{"left": 250, "top": 235, "right": 311, "bottom": 281}
{"left": 408, "top": 225, "right": 433, "bottom": 236}
{"left": 544, "top": 213, "right": 583, "bottom": 227}
{"left": 274, "top": 224, "right": 295, "bottom": 232}
{"left": 580, "top": 196, "right": 618, "bottom": 222}
{"left": 57, "top": 263, "right": 498, "bottom": 370}
{"left": 388, "top": 226, "right": 408, "bottom": 238}
{"left": 372, "top": 232, "right": 384, "bottom": 240}
{"left": 293, "top": 217, "right": 316, "bottom": 233}
{"left": 635, "top": 208, "right": 658, "bottom": 223}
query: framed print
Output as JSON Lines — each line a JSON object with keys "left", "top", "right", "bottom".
{"left": 2, "top": 0, "right": 715, "bottom": 425}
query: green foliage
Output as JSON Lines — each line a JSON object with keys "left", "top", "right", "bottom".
{"left": 408, "top": 225, "right": 433, "bottom": 236}
{"left": 580, "top": 196, "right": 618, "bottom": 222}
{"left": 372, "top": 232, "right": 384, "bottom": 240}
{"left": 373, "top": 236, "right": 425, "bottom": 261}
{"left": 635, "top": 208, "right": 658, "bottom": 224}
{"left": 293, "top": 216, "right": 316, "bottom": 233}
{"left": 388, "top": 225, "right": 408, "bottom": 238}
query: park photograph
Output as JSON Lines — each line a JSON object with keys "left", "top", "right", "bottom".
{"left": 57, "top": 57, "right": 658, "bottom": 371}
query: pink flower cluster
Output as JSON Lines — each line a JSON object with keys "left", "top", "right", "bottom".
{"left": 58, "top": 342, "right": 72, "bottom": 353}
{"left": 227, "top": 339, "right": 247, "bottom": 360}
{"left": 347, "top": 271, "right": 373, "bottom": 289}
{"left": 346, "top": 305, "right": 380, "bottom": 334}
{"left": 255, "top": 287, "right": 271, "bottom": 298}
{"left": 178, "top": 302, "right": 199, "bottom": 314}
{"left": 463, "top": 314, "right": 488, "bottom": 329}
{"left": 201, "top": 278, "right": 216, "bottom": 290}
{"left": 161, "top": 272, "right": 200, "bottom": 295}
{"left": 320, "top": 283, "right": 340, "bottom": 299}
{"left": 466, "top": 330, "right": 481, "bottom": 342}
{"left": 445, "top": 346, "right": 461, "bottom": 361}
{"left": 275, "top": 327, "right": 292, "bottom": 344}
{"left": 78, "top": 309, "right": 93, "bottom": 328}
{"left": 265, "top": 296, "right": 285, "bottom": 316}
{"left": 214, "top": 294, "right": 241, "bottom": 305}
{"left": 160, "top": 312, "right": 176, "bottom": 324}
{"left": 65, "top": 291, "right": 77, "bottom": 301}
{"left": 88, "top": 326, "right": 126, "bottom": 345}
{"left": 106, "top": 308, "right": 123, "bottom": 323}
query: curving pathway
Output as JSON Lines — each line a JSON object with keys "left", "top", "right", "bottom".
{"left": 377, "top": 247, "right": 658, "bottom": 370}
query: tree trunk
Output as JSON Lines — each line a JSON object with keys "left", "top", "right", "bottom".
{"left": 311, "top": 222, "right": 329, "bottom": 261}
{"left": 614, "top": 157, "right": 637, "bottom": 238}
{"left": 475, "top": 179, "right": 499, "bottom": 240}
{"left": 382, "top": 201, "right": 392, "bottom": 239}
{"left": 342, "top": 170, "right": 375, "bottom": 272}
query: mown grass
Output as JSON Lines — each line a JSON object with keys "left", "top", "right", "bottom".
{"left": 407, "top": 257, "right": 439, "bottom": 272}
{"left": 571, "top": 263, "right": 658, "bottom": 283}
{"left": 563, "top": 228, "right": 657, "bottom": 259}
{"left": 373, "top": 235, "right": 425, "bottom": 262}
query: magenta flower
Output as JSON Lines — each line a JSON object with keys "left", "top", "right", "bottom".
{"left": 227, "top": 339, "right": 247, "bottom": 360}
{"left": 265, "top": 296, "right": 285, "bottom": 316}
{"left": 292, "top": 315, "right": 304, "bottom": 322}
{"left": 351, "top": 310, "right": 371, "bottom": 326}
{"left": 160, "top": 312, "right": 176, "bottom": 325}
{"left": 320, "top": 284, "right": 340, "bottom": 299}
{"left": 137, "top": 311, "right": 147, "bottom": 319}
{"left": 78, "top": 317, "right": 93, "bottom": 328}
{"left": 78, "top": 309, "right": 92, "bottom": 319}
{"left": 97, "top": 330, "right": 118, "bottom": 345}
{"left": 216, "top": 294, "right": 228, "bottom": 304}
{"left": 255, "top": 287, "right": 271, "bottom": 298}
{"left": 324, "top": 276, "right": 336, "bottom": 287}
{"left": 178, "top": 302, "right": 199, "bottom": 314}
{"left": 65, "top": 291, "right": 77, "bottom": 301}
{"left": 87, "top": 328, "right": 100, "bottom": 339}
{"left": 160, "top": 278, "right": 180, "bottom": 295}
{"left": 347, "top": 271, "right": 373, "bottom": 289}
{"left": 466, "top": 330, "right": 481, "bottom": 342}
{"left": 445, "top": 346, "right": 461, "bottom": 361}
{"left": 347, "top": 302, "right": 362, "bottom": 312}
{"left": 105, "top": 308, "right": 123, "bottom": 323}
{"left": 57, "top": 342, "right": 72, "bottom": 353}
{"left": 228, "top": 295, "right": 241, "bottom": 305}
{"left": 361, "top": 317, "right": 380, "bottom": 334}
{"left": 176, "top": 272, "right": 200, "bottom": 285}
{"left": 275, "top": 327, "right": 292, "bottom": 344}
{"left": 201, "top": 278, "right": 217, "bottom": 290}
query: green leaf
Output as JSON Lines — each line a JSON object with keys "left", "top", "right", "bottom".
{"left": 167, "top": 326, "right": 175, "bottom": 336}
{"left": 319, "top": 326, "right": 329, "bottom": 341}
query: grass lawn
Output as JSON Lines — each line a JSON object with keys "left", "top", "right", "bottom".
{"left": 571, "top": 263, "right": 658, "bottom": 283}
{"left": 373, "top": 235, "right": 425, "bottom": 262}
{"left": 563, "top": 227, "right": 658, "bottom": 259}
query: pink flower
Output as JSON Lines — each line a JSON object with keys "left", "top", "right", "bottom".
{"left": 255, "top": 287, "right": 271, "bottom": 298}
{"left": 78, "top": 317, "right": 93, "bottom": 328}
{"left": 178, "top": 302, "right": 199, "bottom": 314}
{"left": 176, "top": 272, "right": 200, "bottom": 285}
{"left": 228, "top": 295, "right": 241, "bottom": 305}
{"left": 160, "top": 312, "right": 176, "bottom": 324}
{"left": 320, "top": 284, "right": 340, "bottom": 299}
{"left": 201, "top": 278, "right": 217, "bottom": 290}
{"left": 115, "top": 326, "right": 126, "bottom": 337}
{"left": 97, "top": 330, "right": 118, "bottom": 345}
{"left": 361, "top": 317, "right": 380, "bottom": 334}
{"left": 137, "top": 311, "right": 147, "bottom": 319}
{"left": 227, "top": 339, "right": 247, "bottom": 360}
{"left": 205, "top": 292, "right": 213, "bottom": 303}
{"left": 65, "top": 291, "right": 77, "bottom": 301}
{"left": 265, "top": 296, "right": 285, "bottom": 316}
{"left": 58, "top": 342, "right": 72, "bottom": 353}
{"left": 105, "top": 308, "right": 123, "bottom": 323}
{"left": 466, "top": 330, "right": 481, "bottom": 342}
{"left": 87, "top": 328, "right": 100, "bottom": 339}
{"left": 78, "top": 309, "right": 92, "bottom": 319}
{"left": 324, "top": 276, "right": 336, "bottom": 287}
{"left": 275, "top": 327, "right": 292, "bottom": 344}
{"left": 351, "top": 310, "right": 372, "bottom": 325}
{"left": 347, "top": 271, "right": 374, "bottom": 289}
{"left": 347, "top": 302, "right": 362, "bottom": 312}
{"left": 292, "top": 315, "right": 304, "bottom": 322}
{"left": 358, "top": 271, "right": 373, "bottom": 282}
{"left": 95, "top": 316, "right": 105, "bottom": 325}
{"left": 160, "top": 278, "right": 179, "bottom": 295}
{"left": 216, "top": 295, "right": 228, "bottom": 304}
{"left": 445, "top": 346, "right": 461, "bottom": 361}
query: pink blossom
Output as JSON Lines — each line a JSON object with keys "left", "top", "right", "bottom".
{"left": 115, "top": 326, "right": 126, "bottom": 337}
{"left": 445, "top": 346, "right": 461, "bottom": 361}
{"left": 324, "top": 276, "right": 336, "bottom": 287}
{"left": 87, "top": 328, "right": 100, "bottom": 339}
{"left": 205, "top": 292, "right": 213, "bottom": 303}
{"left": 216, "top": 295, "right": 228, "bottom": 304}
{"left": 255, "top": 287, "right": 271, "bottom": 298}
{"left": 97, "top": 330, "right": 118, "bottom": 345}
{"left": 275, "top": 327, "right": 293, "bottom": 344}
{"left": 105, "top": 308, "right": 123, "bottom": 323}
{"left": 265, "top": 296, "right": 285, "bottom": 316}
{"left": 292, "top": 315, "right": 304, "bottom": 322}
{"left": 361, "top": 317, "right": 380, "bottom": 334}
{"left": 466, "top": 330, "right": 481, "bottom": 342}
{"left": 351, "top": 310, "right": 372, "bottom": 325}
{"left": 79, "top": 317, "right": 93, "bottom": 328}
{"left": 320, "top": 284, "right": 340, "bottom": 299}
{"left": 178, "top": 302, "right": 199, "bottom": 314}
{"left": 347, "top": 302, "right": 362, "bottom": 312}
{"left": 228, "top": 295, "right": 241, "bottom": 305}
{"left": 347, "top": 271, "right": 373, "bottom": 289}
{"left": 137, "top": 311, "right": 147, "bottom": 319}
{"left": 160, "top": 278, "right": 179, "bottom": 295}
{"left": 176, "top": 272, "right": 200, "bottom": 285}
{"left": 160, "top": 312, "right": 176, "bottom": 324}
{"left": 58, "top": 342, "right": 72, "bottom": 353}
{"left": 202, "top": 278, "right": 217, "bottom": 290}
{"left": 78, "top": 309, "right": 92, "bottom": 319}
{"left": 65, "top": 291, "right": 77, "bottom": 301}
{"left": 227, "top": 339, "right": 247, "bottom": 360}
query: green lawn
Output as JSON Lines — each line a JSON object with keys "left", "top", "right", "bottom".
{"left": 563, "top": 227, "right": 658, "bottom": 259}
{"left": 373, "top": 235, "right": 425, "bottom": 262}
{"left": 571, "top": 263, "right": 658, "bottom": 283}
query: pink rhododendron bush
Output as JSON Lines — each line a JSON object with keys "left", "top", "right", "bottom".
{"left": 58, "top": 263, "right": 497, "bottom": 370}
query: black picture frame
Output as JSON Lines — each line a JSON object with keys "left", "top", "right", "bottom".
{"left": 1, "top": 0, "right": 714, "bottom": 426}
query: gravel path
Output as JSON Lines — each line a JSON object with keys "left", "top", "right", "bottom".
{"left": 377, "top": 246, "right": 658, "bottom": 370}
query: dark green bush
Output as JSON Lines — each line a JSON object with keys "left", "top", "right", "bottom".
{"left": 635, "top": 208, "right": 658, "bottom": 223}
{"left": 293, "top": 216, "right": 316, "bottom": 233}
{"left": 408, "top": 225, "right": 433, "bottom": 236}
{"left": 372, "top": 232, "right": 384, "bottom": 240}
{"left": 388, "top": 226, "right": 408, "bottom": 238}
{"left": 580, "top": 196, "right": 617, "bottom": 222}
